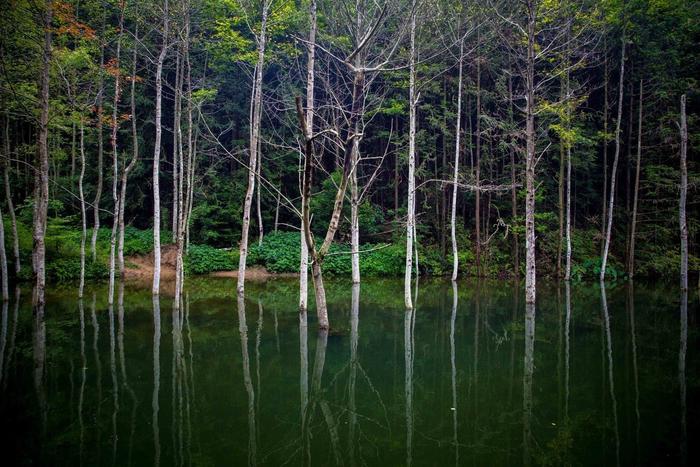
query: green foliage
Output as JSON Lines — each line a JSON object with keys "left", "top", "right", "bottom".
{"left": 47, "top": 259, "right": 108, "bottom": 282}
{"left": 570, "top": 257, "right": 626, "bottom": 282}
{"left": 185, "top": 245, "right": 238, "bottom": 275}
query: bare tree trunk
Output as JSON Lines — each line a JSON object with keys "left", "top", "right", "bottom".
{"left": 79, "top": 122, "right": 87, "bottom": 298}
{"left": 273, "top": 189, "right": 280, "bottom": 232}
{"left": 295, "top": 70, "right": 359, "bottom": 329}
{"left": 33, "top": 1, "right": 52, "bottom": 303}
{"left": 350, "top": 137, "right": 360, "bottom": 284}
{"left": 601, "top": 42, "right": 608, "bottom": 255}
{"left": 628, "top": 80, "right": 642, "bottom": 278}
{"left": 118, "top": 24, "right": 140, "bottom": 277}
{"left": 175, "top": 4, "right": 194, "bottom": 303}
{"left": 172, "top": 53, "right": 181, "bottom": 243}
{"left": 524, "top": 0, "right": 537, "bottom": 304}
{"left": 108, "top": 4, "right": 125, "bottom": 305}
{"left": 509, "top": 74, "right": 519, "bottom": 277}
{"left": 450, "top": 40, "right": 464, "bottom": 282}
{"left": 557, "top": 128, "right": 565, "bottom": 277}
{"left": 92, "top": 10, "right": 106, "bottom": 262}
{"left": 600, "top": 37, "right": 626, "bottom": 282}
{"left": 237, "top": 2, "right": 269, "bottom": 295}
{"left": 153, "top": 0, "right": 169, "bottom": 295}
{"left": 71, "top": 122, "right": 76, "bottom": 181}
{"left": 405, "top": 1, "right": 417, "bottom": 309}
{"left": 0, "top": 201, "right": 8, "bottom": 301}
{"left": 474, "top": 40, "right": 482, "bottom": 277}
{"left": 255, "top": 140, "right": 263, "bottom": 246}
{"left": 2, "top": 117, "right": 19, "bottom": 275}
{"left": 680, "top": 94, "right": 688, "bottom": 291}
{"left": 564, "top": 27, "right": 572, "bottom": 281}
{"left": 299, "top": 0, "right": 316, "bottom": 313}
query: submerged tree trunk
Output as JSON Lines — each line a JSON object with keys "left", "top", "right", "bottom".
{"left": 2, "top": 118, "right": 19, "bottom": 275}
{"left": 108, "top": 4, "right": 125, "bottom": 305}
{"left": 474, "top": 40, "right": 482, "bottom": 277}
{"left": 600, "top": 37, "right": 626, "bottom": 282}
{"left": 33, "top": 1, "right": 52, "bottom": 303}
{"left": 295, "top": 72, "right": 360, "bottom": 329}
{"left": 152, "top": 0, "right": 169, "bottom": 295}
{"left": 679, "top": 94, "right": 688, "bottom": 291}
{"left": 628, "top": 80, "right": 642, "bottom": 278}
{"left": 405, "top": 1, "right": 417, "bottom": 309}
{"left": 299, "top": 0, "right": 316, "bottom": 312}
{"left": 524, "top": 0, "right": 537, "bottom": 304}
{"left": 238, "top": 2, "right": 269, "bottom": 295}
{"left": 450, "top": 41, "right": 464, "bottom": 281}
{"left": 175, "top": 3, "right": 193, "bottom": 303}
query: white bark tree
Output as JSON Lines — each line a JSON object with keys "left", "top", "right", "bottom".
{"left": 299, "top": 0, "right": 316, "bottom": 312}
{"left": 108, "top": 2, "right": 126, "bottom": 305}
{"left": 679, "top": 93, "right": 688, "bottom": 291}
{"left": 32, "top": 0, "right": 52, "bottom": 303}
{"left": 2, "top": 119, "right": 19, "bottom": 275}
{"left": 628, "top": 80, "right": 642, "bottom": 279}
{"left": 237, "top": 0, "right": 271, "bottom": 295}
{"left": 79, "top": 122, "right": 87, "bottom": 298}
{"left": 117, "top": 22, "right": 140, "bottom": 277}
{"left": 450, "top": 39, "right": 464, "bottom": 282}
{"left": 600, "top": 36, "right": 626, "bottom": 281}
{"left": 152, "top": 0, "right": 170, "bottom": 295}
{"left": 404, "top": 0, "right": 417, "bottom": 309}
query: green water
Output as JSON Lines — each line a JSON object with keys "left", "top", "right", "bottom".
{"left": 0, "top": 278, "right": 696, "bottom": 466}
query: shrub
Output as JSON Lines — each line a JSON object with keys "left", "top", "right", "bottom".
{"left": 47, "top": 259, "right": 108, "bottom": 282}
{"left": 185, "top": 244, "right": 238, "bottom": 274}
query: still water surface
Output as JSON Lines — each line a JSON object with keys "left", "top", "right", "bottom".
{"left": 0, "top": 278, "right": 696, "bottom": 466}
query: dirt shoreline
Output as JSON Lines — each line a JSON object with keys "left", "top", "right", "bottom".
{"left": 123, "top": 244, "right": 296, "bottom": 281}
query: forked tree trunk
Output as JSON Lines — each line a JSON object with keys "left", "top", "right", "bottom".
{"left": 450, "top": 41, "right": 464, "bottom": 282}
{"left": 152, "top": 0, "right": 169, "bottom": 295}
{"left": 679, "top": 94, "right": 688, "bottom": 291}
{"left": 296, "top": 74, "right": 360, "bottom": 329}
{"left": 600, "top": 37, "right": 626, "bottom": 281}
{"left": 405, "top": 2, "right": 417, "bottom": 309}
{"left": 299, "top": 0, "right": 316, "bottom": 312}
{"left": 628, "top": 80, "right": 642, "bottom": 278}
{"left": 237, "top": 2, "right": 269, "bottom": 295}
{"left": 33, "top": 1, "right": 52, "bottom": 303}
{"left": 524, "top": 0, "right": 537, "bottom": 304}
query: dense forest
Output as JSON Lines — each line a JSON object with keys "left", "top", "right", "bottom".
{"left": 0, "top": 0, "right": 697, "bottom": 317}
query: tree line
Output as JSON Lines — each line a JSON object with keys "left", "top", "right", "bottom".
{"left": 0, "top": 0, "right": 697, "bottom": 327}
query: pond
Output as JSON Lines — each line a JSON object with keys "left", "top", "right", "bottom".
{"left": 0, "top": 278, "right": 696, "bottom": 466}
